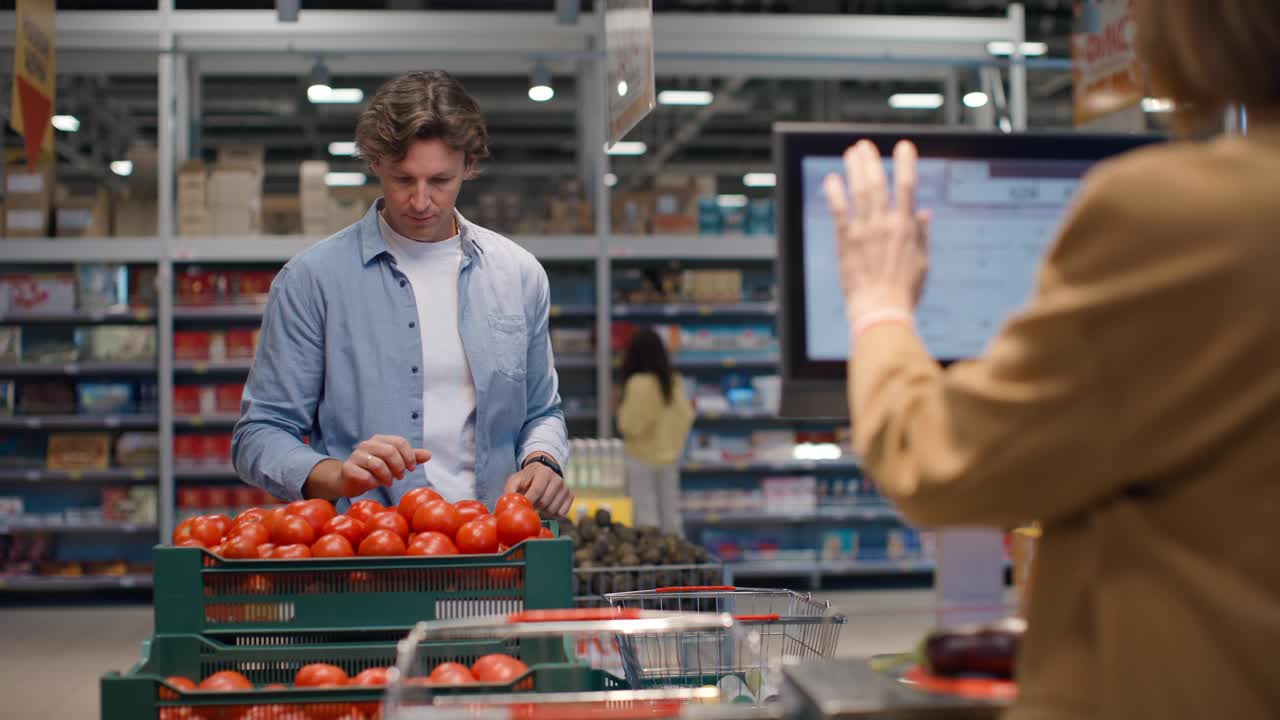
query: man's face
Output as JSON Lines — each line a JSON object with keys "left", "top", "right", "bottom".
{"left": 372, "top": 137, "right": 473, "bottom": 242}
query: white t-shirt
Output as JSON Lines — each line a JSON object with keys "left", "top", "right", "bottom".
{"left": 379, "top": 212, "right": 478, "bottom": 502}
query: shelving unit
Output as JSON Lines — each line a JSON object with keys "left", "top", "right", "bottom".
{"left": 0, "top": 362, "right": 157, "bottom": 376}
{"left": 683, "top": 504, "right": 900, "bottom": 527}
{"left": 172, "top": 413, "right": 240, "bottom": 428}
{"left": 0, "top": 575, "right": 153, "bottom": 592}
{"left": 0, "top": 309, "right": 155, "bottom": 324}
{"left": 0, "top": 415, "right": 158, "bottom": 431}
{"left": 0, "top": 468, "right": 158, "bottom": 484}
{"left": 172, "top": 305, "right": 267, "bottom": 321}
{"left": 682, "top": 458, "right": 860, "bottom": 473}
{"left": 0, "top": 520, "right": 157, "bottom": 534}
{"left": 613, "top": 302, "right": 777, "bottom": 317}
{"left": 724, "top": 557, "right": 936, "bottom": 587}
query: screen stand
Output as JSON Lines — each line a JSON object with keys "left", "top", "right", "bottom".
{"left": 933, "top": 528, "right": 1008, "bottom": 627}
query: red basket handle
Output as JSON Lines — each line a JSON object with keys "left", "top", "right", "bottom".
{"left": 654, "top": 585, "right": 736, "bottom": 593}
{"left": 506, "top": 700, "right": 686, "bottom": 720}
{"left": 507, "top": 608, "right": 644, "bottom": 623}
{"left": 731, "top": 613, "right": 782, "bottom": 622}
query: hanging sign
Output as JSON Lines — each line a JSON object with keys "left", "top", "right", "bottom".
{"left": 11, "top": 0, "right": 56, "bottom": 170}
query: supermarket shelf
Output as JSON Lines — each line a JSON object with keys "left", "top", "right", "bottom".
{"left": 726, "top": 558, "right": 935, "bottom": 578}
{"left": 613, "top": 302, "right": 776, "bottom": 317}
{"left": 173, "top": 359, "right": 253, "bottom": 374}
{"left": 0, "top": 520, "right": 157, "bottom": 534}
{"left": 171, "top": 235, "right": 598, "bottom": 264}
{"left": 0, "top": 414, "right": 158, "bottom": 431}
{"left": 674, "top": 354, "right": 778, "bottom": 369}
{"left": 0, "top": 237, "right": 164, "bottom": 263}
{"left": 0, "top": 468, "right": 157, "bottom": 484}
{"left": 548, "top": 304, "right": 597, "bottom": 319}
{"left": 174, "top": 413, "right": 240, "bottom": 428}
{"left": 556, "top": 354, "right": 597, "bottom": 369}
{"left": 683, "top": 505, "right": 899, "bottom": 526}
{"left": 175, "top": 464, "right": 238, "bottom": 480}
{"left": 173, "top": 304, "right": 266, "bottom": 321}
{"left": 609, "top": 234, "right": 776, "bottom": 261}
{"left": 514, "top": 235, "right": 597, "bottom": 262}
{"left": 564, "top": 408, "right": 599, "bottom": 422}
{"left": 681, "top": 458, "right": 860, "bottom": 473}
{"left": 0, "top": 574, "right": 153, "bottom": 591}
{"left": 0, "top": 308, "right": 155, "bottom": 324}
{"left": 0, "top": 362, "right": 156, "bottom": 376}
{"left": 695, "top": 409, "right": 782, "bottom": 422}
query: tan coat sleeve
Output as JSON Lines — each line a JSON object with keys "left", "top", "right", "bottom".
{"left": 852, "top": 165, "right": 1140, "bottom": 529}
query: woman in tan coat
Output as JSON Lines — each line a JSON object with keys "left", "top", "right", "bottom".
{"left": 824, "top": 2, "right": 1280, "bottom": 718}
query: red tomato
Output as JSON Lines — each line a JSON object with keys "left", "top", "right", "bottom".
{"left": 494, "top": 492, "right": 533, "bottom": 516}
{"left": 290, "top": 499, "right": 338, "bottom": 534}
{"left": 198, "top": 670, "right": 253, "bottom": 691}
{"left": 220, "top": 533, "right": 262, "bottom": 559}
{"left": 175, "top": 537, "right": 206, "bottom": 549}
{"left": 240, "top": 573, "right": 273, "bottom": 595}
{"left": 233, "top": 507, "right": 270, "bottom": 526}
{"left": 311, "top": 533, "right": 356, "bottom": 558}
{"left": 191, "top": 515, "right": 230, "bottom": 546}
{"left": 229, "top": 521, "right": 271, "bottom": 547}
{"left": 482, "top": 515, "right": 498, "bottom": 529}
{"left": 265, "top": 506, "right": 290, "bottom": 533}
{"left": 256, "top": 543, "right": 276, "bottom": 558}
{"left": 454, "top": 499, "right": 489, "bottom": 515}
{"left": 172, "top": 517, "right": 197, "bottom": 545}
{"left": 470, "top": 654, "right": 528, "bottom": 684}
{"left": 496, "top": 506, "right": 542, "bottom": 547}
{"left": 351, "top": 667, "right": 390, "bottom": 686}
{"left": 322, "top": 515, "right": 369, "bottom": 546}
{"left": 272, "top": 543, "right": 313, "bottom": 559}
{"left": 397, "top": 487, "right": 444, "bottom": 522}
{"left": 346, "top": 499, "right": 385, "bottom": 526}
{"left": 455, "top": 518, "right": 499, "bottom": 554}
{"left": 208, "top": 542, "right": 227, "bottom": 557}
{"left": 428, "top": 662, "right": 476, "bottom": 685}
{"left": 272, "top": 514, "right": 317, "bottom": 546}
{"left": 295, "top": 663, "right": 350, "bottom": 687}
{"left": 367, "top": 511, "right": 410, "bottom": 541}
{"left": 165, "top": 675, "right": 197, "bottom": 691}
{"left": 358, "top": 529, "right": 407, "bottom": 556}
{"left": 537, "top": 527, "right": 555, "bottom": 539}
{"left": 411, "top": 500, "right": 463, "bottom": 538}
{"left": 406, "top": 532, "right": 458, "bottom": 556}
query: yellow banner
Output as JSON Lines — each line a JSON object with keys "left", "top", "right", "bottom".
{"left": 12, "top": 0, "right": 56, "bottom": 170}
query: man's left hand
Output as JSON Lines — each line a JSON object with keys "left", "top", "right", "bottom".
{"left": 504, "top": 454, "right": 574, "bottom": 516}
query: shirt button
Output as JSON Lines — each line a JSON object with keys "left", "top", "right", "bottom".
{"left": 411, "top": 366, "right": 418, "bottom": 373}
{"left": 409, "top": 322, "right": 415, "bottom": 328}
{"left": 411, "top": 412, "right": 419, "bottom": 420}
{"left": 399, "top": 280, "right": 407, "bottom": 288}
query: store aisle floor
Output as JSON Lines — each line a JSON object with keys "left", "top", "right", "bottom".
{"left": 0, "top": 590, "right": 940, "bottom": 720}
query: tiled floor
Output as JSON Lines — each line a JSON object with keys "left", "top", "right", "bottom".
{"left": 0, "top": 590, "right": 945, "bottom": 720}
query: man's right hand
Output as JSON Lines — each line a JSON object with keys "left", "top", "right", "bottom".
{"left": 304, "top": 434, "right": 431, "bottom": 501}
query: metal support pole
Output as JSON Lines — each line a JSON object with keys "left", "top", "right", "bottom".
{"left": 157, "top": 0, "right": 177, "bottom": 543}
{"left": 588, "top": 7, "right": 612, "bottom": 439}
{"left": 188, "top": 58, "right": 203, "bottom": 160}
{"left": 943, "top": 70, "right": 961, "bottom": 127}
{"left": 175, "top": 52, "right": 190, "bottom": 163}
{"left": 1008, "top": 3, "right": 1028, "bottom": 131}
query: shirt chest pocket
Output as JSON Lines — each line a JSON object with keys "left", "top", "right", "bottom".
{"left": 487, "top": 312, "right": 527, "bottom": 381}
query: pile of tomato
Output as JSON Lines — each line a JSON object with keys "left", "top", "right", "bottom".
{"left": 171, "top": 489, "right": 553, "bottom": 559}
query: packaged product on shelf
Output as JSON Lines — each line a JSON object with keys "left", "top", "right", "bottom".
{"left": 225, "top": 329, "right": 257, "bottom": 359}
{"left": 820, "top": 529, "right": 860, "bottom": 562}
{"left": 743, "top": 198, "right": 775, "bottom": 236}
{"left": 697, "top": 197, "right": 724, "bottom": 235}
{"left": 0, "top": 327, "right": 19, "bottom": 362}
{"left": 76, "top": 264, "right": 127, "bottom": 312}
{"left": 55, "top": 188, "right": 113, "bottom": 238}
{"left": 205, "top": 486, "right": 232, "bottom": 516}
{"left": 4, "top": 162, "right": 54, "bottom": 238}
{"left": 231, "top": 486, "right": 260, "bottom": 513}
{"left": 209, "top": 168, "right": 262, "bottom": 236}
{"left": 137, "top": 379, "right": 158, "bottom": 415}
{"left": 751, "top": 430, "right": 797, "bottom": 460}
{"left": 128, "top": 487, "right": 158, "bottom": 524}
{"left": 610, "top": 191, "right": 653, "bottom": 234}
{"left": 550, "top": 327, "right": 593, "bottom": 355}
{"left": 1, "top": 273, "right": 76, "bottom": 316}
{"left": 200, "top": 433, "right": 233, "bottom": 466}
{"left": 173, "top": 385, "right": 201, "bottom": 415}
{"left": 21, "top": 327, "right": 79, "bottom": 364}
{"left": 216, "top": 383, "right": 244, "bottom": 414}
{"left": 0, "top": 496, "right": 23, "bottom": 518}
{"left": 0, "top": 381, "right": 13, "bottom": 415}
{"left": 177, "top": 160, "right": 212, "bottom": 237}
{"left": 46, "top": 433, "right": 112, "bottom": 470}
{"left": 115, "top": 432, "right": 159, "bottom": 468}
{"left": 761, "top": 476, "right": 817, "bottom": 514}
{"left": 173, "top": 330, "right": 211, "bottom": 361}
{"left": 328, "top": 186, "right": 369, "bottom": 232}
{"left": 77, "top": 381, "right": 134, "bottom": 415}
{"left": 128, "top": 266, "right": 158, "bottom": 309}
{"left": 174, "top": 435, "right": 200, "bottom": 466}
{"left": 262, "top": 194, "right": 303, "bottom": 235}
{"left": 86, "top": 326, "right": 156, "bottom": 362}
{"left": 299, "top": 160, "right": 331, "bottom": 236}
{"left": 227, "top": 270, "right": 275, "bottom": 304}
{"left": 101, "top": 487, "right": 131, "bottom": 522}
{"left": 177, "top": 487, "right": 206, "bottom": 520}
{"left": 652, "top": 175, "right": 707, "bottom": 235}
{"left": 18, "top": 381, "right": 75, "bottom": 414}
{"left": 177, "top": 267, "right": 220, "bottom": 306}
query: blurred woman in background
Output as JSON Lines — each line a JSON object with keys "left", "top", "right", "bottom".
{"left": 826, "top": 1, "right": 1280, "bottom": 718}
{"left": 618, "top": 328, "right": 695, "bottom": 536}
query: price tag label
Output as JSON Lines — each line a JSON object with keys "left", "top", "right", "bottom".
{"left": 88, "top": 311, "right": 106, "bottom": 323}
{"left": 663, "top": 306, "right": 678, "bottom": 317}
{"left": 190, "top": 415, "right": 205, "bottom": 427}
{"left": 131, "top": 469, "right": 146, "bottom": 481}
{"left": 105, "top": 416, "right": 121, "bottom": 429}
{"left": 64, "top": 363, "right": 80, "bottom": 376}
{"left": 734, "top": 462, "right": 749, "bottom": 472}
{"left": 0, "top": 579, "right": 7, "bottom": 589}
{"left": 705, "top": 512, "right": 720, "bottom": 525}
{"left": 698, "top": 305, "right": 713, "bottom": 316}
{"left": 550, "top": 305, "right": 562, "bottom": 318}
{"left": 121, "top": 576, "right": 137, "bottom": 588}
{"left": 133, "top": 308, "right": 152, "bottom": 322}
{"left": 193, "top": 362, "right": 208, "bottom": 375}
{"left": 24, "top": 417, "right": 41, "bottom": 429}
{"left": 25, "top": 470, "right": 40, "bottom": 482}
{"left": 686, "top": 462, "right": 702, "bottom": 472}
{"left": 721, "top": 358, "right": 737, "bottom": 368}
{"left": 67, "top": 469, "right": 83, "bottom": 481}
{"left": 703, "top": 411, "right": 720, "bottom": 420}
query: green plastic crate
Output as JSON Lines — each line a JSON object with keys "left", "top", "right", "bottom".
{"left": 101, "top": 633, "right": 626, "bottom": 720}
{"left": 153, "top": 537, "right": 573, "bottom": 639}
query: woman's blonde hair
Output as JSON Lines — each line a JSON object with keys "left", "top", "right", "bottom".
{"left": 1135, "top": 0, "right": 1280, "bottom": 133}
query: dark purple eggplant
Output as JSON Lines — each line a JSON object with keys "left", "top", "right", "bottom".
{"left": 922, "top": 617, "right": 1026, "bottom": 679}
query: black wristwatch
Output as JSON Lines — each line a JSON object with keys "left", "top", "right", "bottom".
{"left": 522, "top": 454, "right": 563, "bottom": 478}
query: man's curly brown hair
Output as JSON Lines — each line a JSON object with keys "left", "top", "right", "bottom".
{"left": 355, "top": 70, "right": 490, "bottom": 178}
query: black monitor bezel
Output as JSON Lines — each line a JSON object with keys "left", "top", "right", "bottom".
{"left": 775, "top": 124, "right": 1164, "bottom": 384}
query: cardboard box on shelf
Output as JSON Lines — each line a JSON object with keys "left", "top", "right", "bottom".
{"left": 611, "top": 191, "right": 653, "bottom": 235}
{"left": 2, "top": 273, "right": 77, "bottom": 316}
{"left": 125, "top": 144, "right": 160, "bottom": 199}
{"left": 178, "top": 161, "right": 211, "bottom": 236}
{"left": 328, "top": 186, "right": 367, "bottom": 232}
{"left": 211, "top": 204, "right": 260, "bottom": 236}
{"left": 47, "top": 433, "right": 112, "bottom": 470}
{"left": 208, "top": 167, "right": 260, "bottom": 208}
{"left": 262, "top": 194, "right": 302, "bottom": 235}
{"left": 5, "top": 162, "right": 55, "bottom": 238}
{"left": 5, "top": 207, "right": 50, "bottom": 238}
{"left": 55, "top": 189, "right": 112, "bottom": 238}
{"left": 114, "top": 198, "right": 158, "bottom": 237}
{"left": 217, "top": 144, "right": 265, "bottom": 175}
{"left": 299, "top": 160, "right": 331, "bottom": 231}
{"left": 652, "top": 190, "right": 698, "bottom": 234}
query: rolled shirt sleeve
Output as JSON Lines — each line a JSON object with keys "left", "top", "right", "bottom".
{"left": 516, "top": 263, "right": 569, "bottom": 469}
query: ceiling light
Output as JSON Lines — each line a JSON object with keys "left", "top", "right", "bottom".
{"left": 324, "top": 172, "right": 367, "bottom": 187}
{"left": 307, "top": 57, "right": 331, "bottom": 98}
{"left": 1142, "top": 97, "right": 1174, "bottom": 113}
{"left": 717, "top": 194, "right": 749, "bottom": 208}
{"left": 888, "top": 93, "right": 945, "bottom": 110}
{"left": 963, "top": 92, "right": 990, "bottom": 109}
{"left": 328, "top": 141, "right": 357, "bottom": 157}
{"left": 606, "top": 141, "right": 647, "bottom": 156}
{"left": 528, "top": 61, "right": 554, "bottom": 102}
{"left": 51, "top": 115, "right": 80, "bottom": 132}
{"left": 743, "top": 172, "right": 776, "bottom": 188}
{"left": 604, "top": 173, "right": 618, "bottom": 187}
{"left": 986, "top": 41, "right": 1049, "bottom": 57}
{"left": 617, "top": 80, "right": 629, "bottom": 97}
{"left": 309, "top": 87, "right": 364, "bottom": 104}
{"left": 110, "top": 160, "right": 133, "bottom": 177}
{"left": 658, "top": 90, "right": 714, "bottom": 106}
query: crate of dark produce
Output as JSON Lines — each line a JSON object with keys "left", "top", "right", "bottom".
{"left": 561, "top": 509, "right": 721, "bottom": 605}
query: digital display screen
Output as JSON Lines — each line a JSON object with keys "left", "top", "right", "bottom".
{"left": 801, "top": 156, "right": 1091, "bottom": 361}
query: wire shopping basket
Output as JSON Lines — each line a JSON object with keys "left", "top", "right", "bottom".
{"left": 604, "top": 586, "right": 847, "bottom": 701}
{"left": 383, "top": 608, "right": 772, "bottom": 720}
